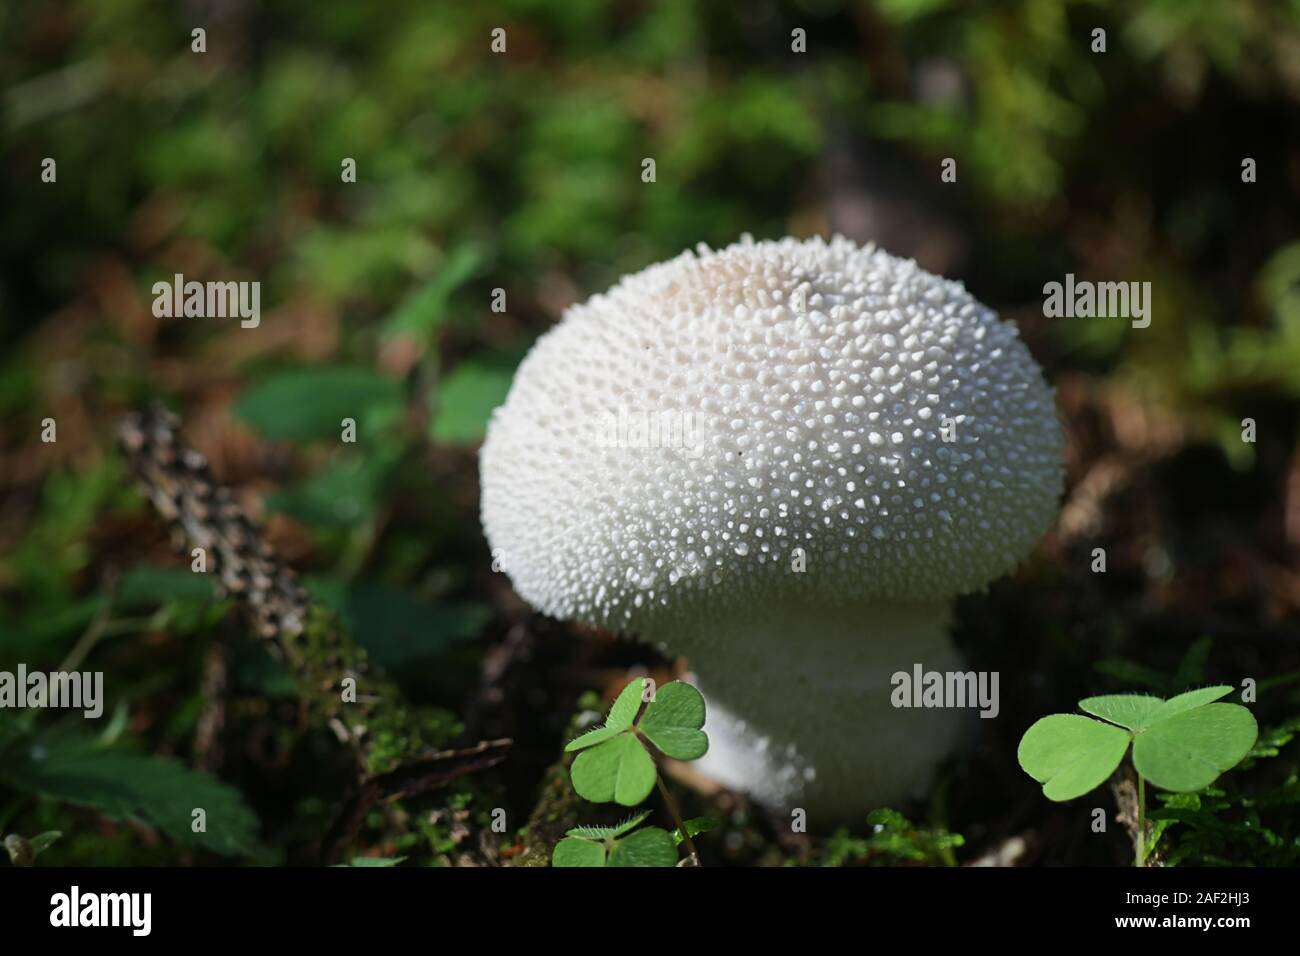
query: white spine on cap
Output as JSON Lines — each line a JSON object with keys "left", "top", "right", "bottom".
{"left": 480, "top": 235, "right": 1063, "bottom": 641}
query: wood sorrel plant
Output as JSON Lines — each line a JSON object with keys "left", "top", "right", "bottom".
{"left": 1017, "top": 685, "right": 1257, "bottom": 865}
{"left": 552, "top": 677, "right": 714, "bottom": 867}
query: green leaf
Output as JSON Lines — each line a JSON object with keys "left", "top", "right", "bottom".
{"left": 566, "top": 811, "right": 652, "bottom": 840}
{"left": 339, "top": 856, "right": 406, "bottom": 867}
{"left": 1132, "top": 704, "right": 1258, "bottom": 792}
{"left": 266, "top": 454, "right": 395, "bottom": 528}
{"left": 1078, "top": 694, "right": 1164, "bottom": 730}
{"left": 1021, "top": 686, "right": 1259, "bottom": 802}
{"left": 607, "top": 677, "right": 647, "bottom": 731}
{"left": 866, "top": 808, "right": 912, "bottom": 830}
{"left": 29, "top": 830, "right": 62, "bottom": 856}
{"left": 2, "top": 830, "right": 62, "bottom": 866}
{"left": 1246, "top": 716, "right": 1300, "bottom": 761}
{"left": 232, "top": 642, "right": 298, "bottom": 699}
{"left": 383, "top": 245, "right": 485, "bottom": 348}
{"left": 671, "top": 816, "right": 719, "bottom": 846}
{"left": 1093, "top": 658, "right": 1177, "bottom": 693}
{"left": 570, "top": 734, "right": 656, "bottom": 806}
{"left": 2, "top": 735, "right": 265, "bottom": 858}
{"left": 564, "top": 677, "right": 646, "bottom": 752}
{"left": 822, "top": 809, "right": 964, "bottom": 866}
{"left": 607, "top": 827, "right": 678, "bottom": 867}
{"left": 115, "top": 565, "right": 217, "bottom": 605}
{"left": 236, "top": 366, "right": 401, "bottom": 441}
{"left": 430, "top": 359, "right": 513, "bottom": 444}
{"left": 1143, "top": 686, "right": 1233, "bottom": 724}
{"left": 1018, "top": 714, "right": 1131, "bottom": 801}
{"left": 552, "top": 837, "right": 606, "bottom": 867}
{"left": 564, "top": 724, "right": 624, "bottom": 753}
{"left": 638, "top": 681, "right": 708, "bottom": 760}
{"left": 96, "top": 702, "right": 130, "bottom": 747}
{"left": 308, "top": 580, "right": 489, "bottom": 670}
{"left": 1172, "top": 636, "right": 1213, "bottom": 688}
{"left": 8, "top": 597, "right": 107, "bottom": 656}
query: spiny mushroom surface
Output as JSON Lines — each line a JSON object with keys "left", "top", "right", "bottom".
{"left": 480, "top": 234, "right": 1063, "bottom": 820}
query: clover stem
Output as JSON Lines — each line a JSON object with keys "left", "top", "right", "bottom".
{"left": 656, "top": 774, "right": 699, "bottom": 866}
{"left": 1135, "top": 774, "right": 1146, "bottom": 867}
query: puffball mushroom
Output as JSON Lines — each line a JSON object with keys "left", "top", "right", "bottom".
{"left": 480, "top": 235, "right": 1063, "bottom": 821}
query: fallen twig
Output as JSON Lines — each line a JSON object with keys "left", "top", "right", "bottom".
{"left": 117, "top": 404, "right": 511, "bottom": 859}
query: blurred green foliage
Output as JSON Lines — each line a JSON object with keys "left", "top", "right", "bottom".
{"left": 1, "top": 0, "right": 1298, "bottom": 865}
{"left": 817, "top": 808, "right": 964, "bottom": 866}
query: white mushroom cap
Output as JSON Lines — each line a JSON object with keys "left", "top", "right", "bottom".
{"left": 480, "top": 234, "right": 1063, "bottom": 641}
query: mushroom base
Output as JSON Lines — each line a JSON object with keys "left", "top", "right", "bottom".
{"left": 664, "top": 600, "right": 969, "bottom": 826}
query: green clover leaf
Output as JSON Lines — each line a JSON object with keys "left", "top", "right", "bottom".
{"left": 606, "top": 826, "right": 677, "bottom": 867}
{"left": 551, "top": 814, "right": 677, "bottom": 867}
{"left": 552, "top": 837, "right": 607, "bottom": 867}
{"left": 570, "top": 732, "right": 657, "bottom": 805}
{"left": 1019, "top": 685, "right": 1258, "bottom": 801}
{"left": 1077, "top": 694, "right": 1164, "bottom": 730}
{"left": 1132, "top": 702, "right": 1258, "bottom": 791}
{"left": 1017, "top": 714, "right": 1131, "bottom": 801}
{"left": 564, "top": 677, "right": 710, "bottom": 806}
{"left": 639, "top": 681, "right": 709, "bottom": 760}
{"left": 565, "top": 810, "right": 652, "bottom": 841}
{"left": 565, "top": 677, "right": 646, "bottom": 753}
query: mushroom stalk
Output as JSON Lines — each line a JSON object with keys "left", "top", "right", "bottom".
{"left": 663, "top": 600, "right": 967, "bottom": 823}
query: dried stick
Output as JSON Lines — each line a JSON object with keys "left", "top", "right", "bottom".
{"left": 117, "top": 404, "right": 510, "bottom": 854}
